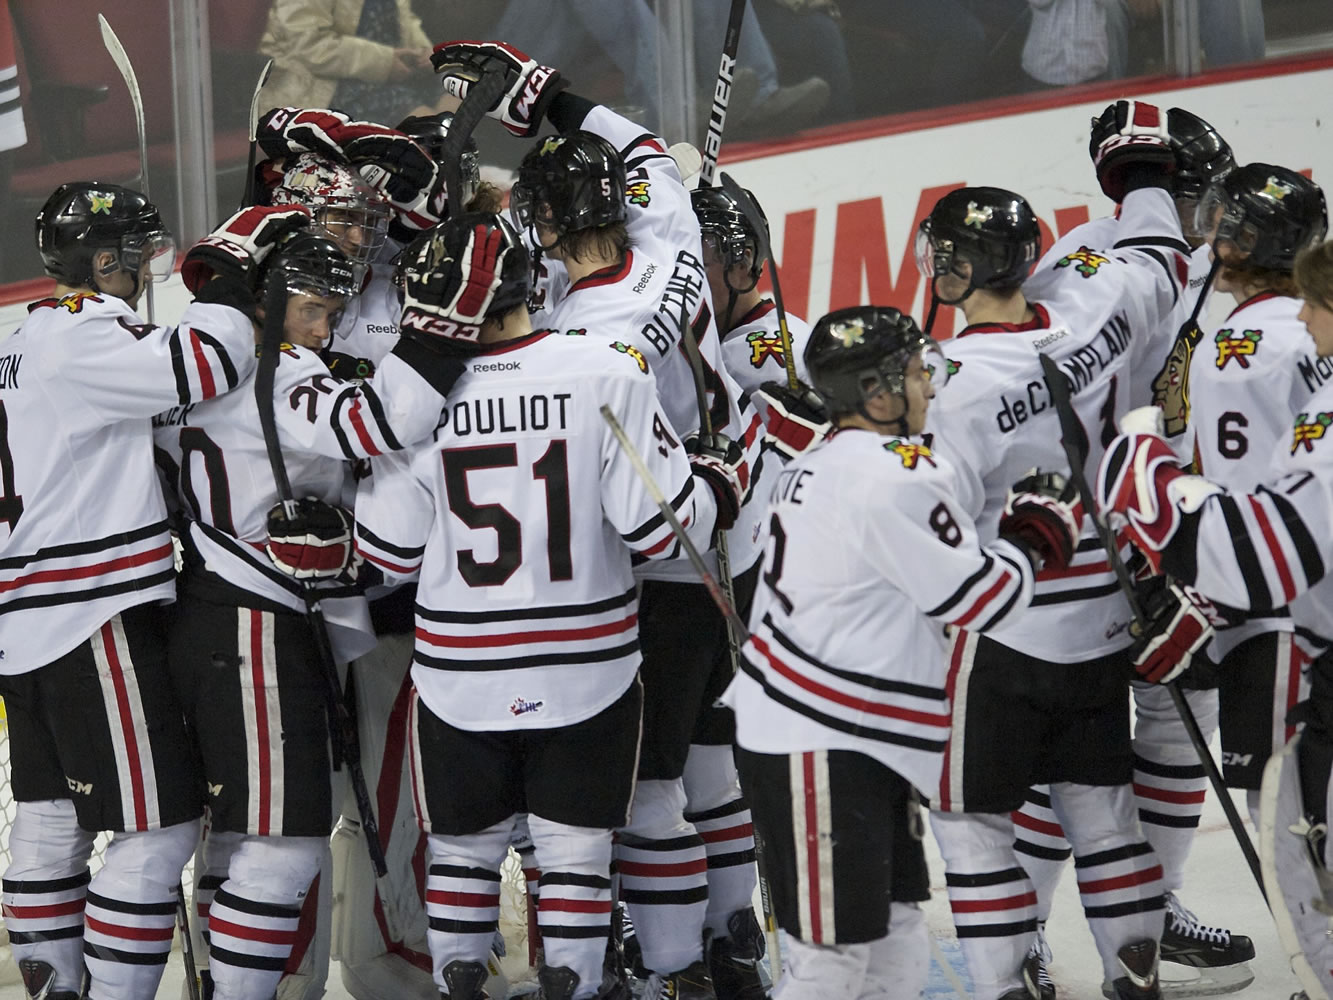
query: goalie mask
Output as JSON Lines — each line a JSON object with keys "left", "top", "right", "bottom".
{"left": 1197, "top": 163, "right": 1328, "bottom": 273}
{"left": 804, "top": 305, "right": 948, "bottom": 435}
{"left": 270, "top": 153, "right": 391, "bottom": 269}
{"left": 510, "top": 131, "right": 627, "bottom": 243}
{"left": 916, "top": 187, "right": 1042, "bottom": 309}
{"left": 36, "top": 181, "right": 176, "bottom": 294}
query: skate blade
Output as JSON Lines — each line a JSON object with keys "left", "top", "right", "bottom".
{"left": 1099, "top": 963, "right": 1255, "bottom": 1000}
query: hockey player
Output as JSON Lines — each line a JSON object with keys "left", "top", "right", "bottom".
{"left": 1093, "top": 235, "right": 1333, "bottom": 1000}
{"left": 691, "top": 184, "right": 828, "bottom": 465}
{"left": 1016, "top": 106, "right": 1253, "bottom": 993}
{"left": 352, "top": 212, "right": 746, "bottom": 1000}
{"left": 431, "top": 40, "right": 770, "bottom": 998}
{"left": 157, "top": 215, "right": 470, "bottom": 1000}
{"left": 915, "top": 128, "right": 1200, "bottom": 998}
{"left": 724, "top": 304, "right": 1083, "bottom": 1000}
{"left": 0, "top": 182, "right": 261, "bottom": 1000}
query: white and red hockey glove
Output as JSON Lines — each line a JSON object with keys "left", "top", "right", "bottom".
{"left": 756, "top": 380, "right": 831, "bottom": 460}
{"left": 1096, "top": 411, "right": 1222, "bottom": 574}
{"left": 430, "top": 41, "right": 568, "bottom": 138}
{"left": 1129, "top": 577, "right": 1215, "bottom": 684}
{"left": 181, "top": 204, "right": 312, "bottom": 293}
{"left": 998, "top": 470, "right": 1083, "bottom": 572}
{"left": 265, "top": 499, "right": 359, "bottom": 581}
{"left": 1089, "top": 99, "right": 1176, "bottom": 202}
{"left": 688, "top": 433, "right": 746, "bottom": 532}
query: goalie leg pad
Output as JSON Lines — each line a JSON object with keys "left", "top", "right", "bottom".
{"left": 527, "top": 814, "right": 613, "bottom": 994}
{"left": 928, "top": 809, "right": 1035, "bottom": 998}
{"left": 3, "top": 799, "right": 96, "bottom": 995}
{"left": 684, "top": 744, "right": 757, "bottom": 939}
{"left": 424, "top": 818, "right": 514, "bottom": 990}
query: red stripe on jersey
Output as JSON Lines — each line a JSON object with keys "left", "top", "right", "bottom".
{"left": 1131, "top": 782, "right": 1206, "bottom": 805}
{"left": 416, "top": 613, "right": 637, "bottom": 649}
{"left": 84, "top": 914, "right": 174, "bottom": 942}
{"left": 616, "top": 858, "right": 708, "bottom": 877}
{"left": 1248, "top": 496, "right": 1296, "bottom": 602}
{"left": 1077, "top": 864, "right": 1163, "bottom": 895}
{"left": 639, "top": 529, "right": 678, "bottom": 558}
{"left": 1011, "top": 811, "right": 1064, "bottom": 838}
{"left": 345, "top": 396, "right": 382, "bottom": 456}
{"left": 950, "top": 571, "right": 1014, "bottom": 629}
{"left": 207, "top": 915, "right": 298, "bottom": 945}
{"left": 699, "top": 822, "right": 754, "bottom": 843}
{"left": 949, "top": 892, "right": 1037, "bottom": 914}
{"left": 751, "top": 635, "right": 950, "bottom": 727}
{"left": 1037, "top": 559, "right": 1111, "bottom": 580}
{"left": 802, "top": 752, "right": 823, "bottom": 944}
{"left": 425, "top": 890, "right": 501, "bottom": 908}
{"left": 639, "top": 137, "right": 667, "bottom": 154}
{"left": 189, "top": 329, "right": 217, "bottom": 399}
{"left": 3, "top": 899, "right": 86, "bottom": 920}
{"left": 0, "top": 542, "right": 172, "bottom": 594}
{"left": 539, "top": 897, "right": 614, "bottom": 914}
{"left": 100, "top": 623, "right": 149, "bottom": 830}
{"left": 249, "top": 610, "right": 273, "bottom": 837}
{"left": 356, "top": 544, "right": 420, "bottom": 577}
{"left": 938, "top": 631, "right": 970, "bottom": 812}
{"left": 1287, "top": 642, "right": 1308, "bottom": 742}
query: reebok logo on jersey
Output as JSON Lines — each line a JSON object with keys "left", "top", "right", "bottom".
{"left": 631, "top": 261, "right": 659, "bottom": 294}
{"left": 1054, "top": 247, "right": 1109, "bottom": 278}
{"left": 611, "top": 341, "right": 649, "bottom": 373}
{"left": 472, "top": 360, "right": 522, "bottom": 373}
{"left": 627, "top": 180, "right": 652, "bottom": 206}
{"left": 746, "top": 330, "right": 784, "bottom": 367}
{"left": 364, "top": 324, "right": 396, "bottom": 335}
{"left": 1215, "top": 328, "right": 1262, "bottom": 369}
{"left": 1291, "top": 411, "right": 1333, "bottom": 453}
{"left": 884, "top": 439, "right": 935, "bottom": 469}
{"left": 509, "top": 697, "right": 545, "bottom": 717}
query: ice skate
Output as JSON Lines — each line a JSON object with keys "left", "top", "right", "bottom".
{"left": 643, "top": 959, "right": 716, "bottom": 1000}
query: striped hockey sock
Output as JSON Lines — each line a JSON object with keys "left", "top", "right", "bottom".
{"left": 685, "top": 799, "right": 757, "bottom": 940}
{"left": 2, "top": 869, "right": 89, "bottom": 993}
{"left": 616, "top": 831, "right": 709, "bottom": 975}
{"left": 82, "top": 886, "right": 180, "bottom": 996}
{"left": 425, "top": 862, "right": 503, "bottom": 972}
{"left": 206, "top": 886, "right": 302, "bottom": 998}
{"left": 1011, "top": 785, "right": 1071, "bottom": 921}
{"left": 1132, "top": 751, "right": 1206, "bottom": 892}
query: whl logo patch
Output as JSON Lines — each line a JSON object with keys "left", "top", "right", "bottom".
{"left": 1054, "top": 247, "right": 1108, "bottom": 277}
{"left": 746, "top": 330, "right": 784, "bottom": 367}
{"left": 884, "top": 439, "right": 935, "bottom": 469}
{"left": 1291, "top": 411, "right": 1333, "bottom": 453}
{"left": 1215, "top": 328, "right": 1262, "bottom": 369}
{"left": 509, "top": 697, "right": 545, "bottom": 717}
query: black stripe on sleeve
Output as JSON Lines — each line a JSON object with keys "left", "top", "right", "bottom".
{"left": 166, "top": 328, "right": 191, "bottom": 405}
{"left": 975, "top": 551, "right": 1027, "bottom": 632}
{"left": 623, "top": 479, "right": 694, "bottom": 543}
{"left": 1217, "top": 494, "right": 1272, "bottom": 611}
{"left": 356, "top": 381, "right": 404, "bottom": 452}
{"left": 1124, "top": 246, "right": 1180, "bottom": 306}
{"left": 1112, "top": 235, "right": 1191, "bottom": 255}
{"left": 329, "top": 389, "right": 360, "bottom": 461}
{"left": 1260, "top": 487, "right": 1327, "bottom": 591}
{"left": 189, "top": 327, "right": 241, "bottom": 391}
{"left": 925, "top": 554, "right": 994, "bottom": 618}
{"left": 356, "top": 521, "right": 425, "bottom": 561}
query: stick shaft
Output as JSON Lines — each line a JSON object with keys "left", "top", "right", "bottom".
{"left": 698, "top": 0, "right": 748, "bottom": 188}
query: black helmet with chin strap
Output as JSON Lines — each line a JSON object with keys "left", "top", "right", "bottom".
{"left": 915, "top": 187, "right": 1042, "bottom": 313}
{"left": 35, "top": 181, "right": 176, "bottom": 296}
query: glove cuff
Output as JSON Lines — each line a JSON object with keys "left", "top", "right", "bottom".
{"left": 193, "top": 273, "right": 259, "bottom": 319}
{"left": 390, "top": 336, "right": 469, "bottom": 398}
{"left": 547, "top": 91, "right": 597, "bottom": 133}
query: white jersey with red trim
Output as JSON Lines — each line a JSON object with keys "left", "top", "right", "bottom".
{"left": 927, "top": 237, "right": 1182, "bottom": 661}
{"left": 331, "top": 258, "right": 401, "bottom": 368}
{"left": 528, "top": 105, "right": 767, "bottom": 579}
{"left": 153, "top": 342, "right": 449, "bottom": 661}
{"left": 722, "top": 428, "right": 1038, "bottom": 795}
{"left": 718, "top": 300, "right": 812, "bottom": 397}
{"left": 0, "top": 291, "right": 255, "bottom": 671}
{"left": 355, "top": 331, "right": 717, "bottom": 731}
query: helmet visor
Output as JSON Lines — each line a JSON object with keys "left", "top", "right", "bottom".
{"left": 125, "top": 231, "right": 176, "bottom": 283}
{"left": 914, "top": 223, "right": 945, "bottom": 278}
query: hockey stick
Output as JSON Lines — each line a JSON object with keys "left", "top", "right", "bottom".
{"left": 440, "top": 69, "right": 507, "bottom": 216}
{"left": 1037, "top": 351, "right": 1268, "bottom": 904}
{"left": 698, "top": 0, "right": 748, "bottom": 188}
{"left": 719, "top": 171, "right": 798, "bottom": 391}
{"left": 240, "top": 58, "right": 274, "bottom": 210}
{"left": 1150, "top": 255, "right": 1221, "bottom": 444}
{"left": 98, "top": 13, "right": 155, "bottom": 326}
{"left": 255, "top": 280, "right": 389, "bottom": 879}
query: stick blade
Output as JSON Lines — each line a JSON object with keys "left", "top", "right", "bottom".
{"left": 248, "top": 59, "right": 275, "bottom": 141}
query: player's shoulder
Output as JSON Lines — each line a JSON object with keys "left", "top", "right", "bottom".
{"left": 1207, "top": 293, "right": 1307, "bottom": 374}
{"left": 272, "top": 342, "right": 333, "bottom": 382}
{"left": 818, "top": 428, "right": 953, "bottom": 489}
{"left": 1286, "top": 378, "right": 1333, "bottom": 463}
{"left": 485, "top": 329, "right": 657, "bottom": 383}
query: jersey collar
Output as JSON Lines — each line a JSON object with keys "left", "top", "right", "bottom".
{"left": 477, "top": 330, "right": 553, "bottom": 355}
{"left": 568, "top": 250, "right": 635, "bottom": 294}
{"left": 732, "top": 299, "right": 775, "bottom": 331}
{"left": 1225, "top": 289, "right": 1283, "bottom": 320}
{"left": 958, "top": 302, "right": 1049, "bottom": 337}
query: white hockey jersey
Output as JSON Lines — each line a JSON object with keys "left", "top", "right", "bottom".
{"left": 0, "top": 291, "right": 255, "bottom": 671}
{"left": 717, "top": 300, "right": 812, "bottom": 397}
{"left": 929, "top": 228, "right": 1185, "bottom": 662}
{"left": 354, "top": 331, "right": 719, "bottom": 732}
{"left": 331, "top": 259, "right": 402, "bottom": 368}
{"left": 722, "top": 429, "right": 1038, "bottom": 796}
{"left": 528, "top": 105, "right": 767, "bottom": 579}
{"left": 154, "top": 343, "right": 451, "bottom": 662}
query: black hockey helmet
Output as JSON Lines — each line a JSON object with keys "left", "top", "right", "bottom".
{"left": 399, "top": 212, "right": 531, "bottom": 347}
{"left": 35, "top": 181, "right": 175, "bottom": 290}
{"left": 692, "top": 184, "right": 767, "bottom": 290}
{"left": 1167, "top": 108, "right": 1234, "bottom": 200}
{"left": 260, "top": 230, "right": 360, "bottom": 303}
{"left": 804, "top": 305, "right": 947, "bottom": 431}
{"left": 510, "top": 132, "right": 627, "bottom": 241}
{"left": 1198, "top": 163, "right": 1328, "bottom": 272}
{"left": 915, "top": 187, "right": 1041, "bottom": 305}
{"left": 396, "top": 111, "right": 480, "bottom": 210}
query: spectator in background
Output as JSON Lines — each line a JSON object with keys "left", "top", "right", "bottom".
{"left": 259, "top": 0, "right": 445, "bottom": 125}
{"left": 0, "top": 0, "right": 25, "bottom": 277}
{"left": 1021, "top": 0, "right": 1128, "bottom": 86}
{"left": 750, "top": 0, "right": 855, "bottom": 123}
{"left": 1203, "top": 0, "right": 1265, "bottom": 65}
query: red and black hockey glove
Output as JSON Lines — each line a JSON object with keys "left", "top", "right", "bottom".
{"left": 1129, "top": 577, "right": 1216, "bottom": 684}
{"left": 1089, "top": 99, "right": 1176, "bottom": 202}
{"left": 998, "top": 470, "right": 1083, "bottom": 572}
{"left": 431, "top": 40, "right": 568, "bottom": 138}
{"left": 182, "top": 204, "right": 312, "bottom": 293}
{"left": 688, "top": 433, "right": 746, "bottom": 532}
{"left": 265, "top": 498, "right": 359, "bottom": 581}
{"left": 756, "top": 380, "right": 831, "bottom": 461}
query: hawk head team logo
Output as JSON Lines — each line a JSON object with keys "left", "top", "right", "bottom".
{"left": 1151, "top": 330, "right": 1197, "bottom": 437}
{"left": 1054, "top": 247, "right": 1109, "bottom": 278}
{"left": 1215, "top": 328, "right": 1263, "bottom": 369}
{"left": 87, "top": 191, "right": 116, "bottom": 214}
{"left": 1291, "top": 412, "right": 1333, "bottom": 453}
{"left": 627, "top": 180, "right": 651, "bottom": 206}
{"left": 884, "top": 438, "right": 936, "bottom": 469}
{"left": 964, "top": 202, "right": 993, "bottom": 228}
{"left": 1261, "top": 176, "right": 1294, "bottom": 202}
{"left": 746, "top": 330, "right": 785, "bottom": 368}
{"left": 829, "top": 317, "right": 867, "bottom": 348}
{"left": 611, "top": 341, "right": 648, "bottom": 373}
